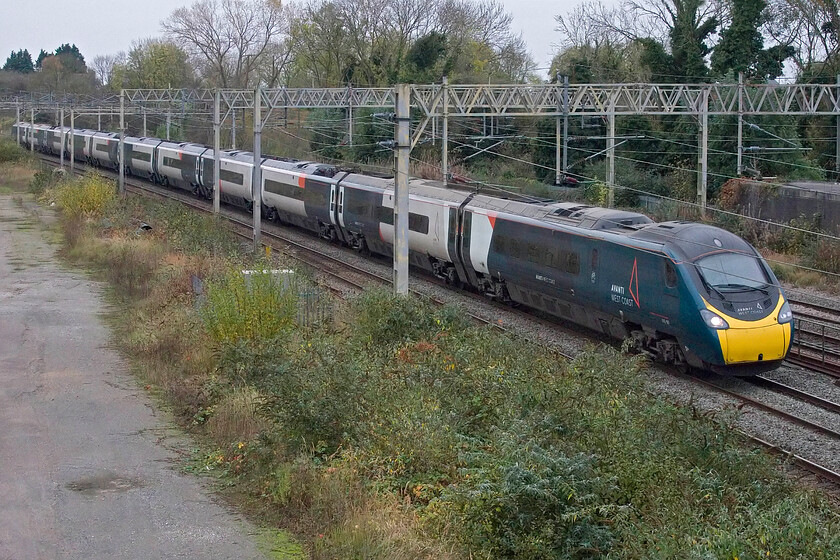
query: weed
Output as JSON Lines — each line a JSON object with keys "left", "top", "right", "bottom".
{"left": 201, "top": 267, "right": 299, "bottom": 345}
{"left": 28, "top": 167, "right": 57, "bottom": 195}
{"left": 204, "top": 387, "right": 270, "bottom": 446}
{"left": 53, "top": 171, "right": 116, "bottom": 219}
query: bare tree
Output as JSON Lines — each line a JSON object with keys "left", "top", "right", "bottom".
{"left": 557, "top": 0, "right": 720, "bottom": 48}
{"left": 162, "top": 0, "right": 291, "bottom": 87}
{"left": 91, "top": 53, "right": 124, "bottom": 86}
{"left": 555, "top": 2, "right": 638, "bottom": 50}
{"left": 766, "top": 0, "right": 840, "bottom": 76}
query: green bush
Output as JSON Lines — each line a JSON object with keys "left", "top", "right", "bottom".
{"left": 29, "top": 168, "right": 57, "bottom": 195}
{"left": 147, "top": 202, "right": 240, "bottom": 256}
{"left": 351, "top": 289, "right": 465, "bottom": 351}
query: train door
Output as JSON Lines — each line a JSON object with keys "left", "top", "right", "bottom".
{"left": 447, "top": 207, "right": 469, "bottom": 287}
{"left": 457, "top": 209, "right": 481, "bottom": 288}
{"left": 328, "top": 179, "right": 348, "bottom": 244}
{"left": 660, "top": 258, "right": 680, "bottom": 320}
{"left": 195, "top": 153, "right": 203, "bottom": 186}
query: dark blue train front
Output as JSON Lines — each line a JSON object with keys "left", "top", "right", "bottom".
{"left": 479, "top": 202, "right": 793, "bottom": 375}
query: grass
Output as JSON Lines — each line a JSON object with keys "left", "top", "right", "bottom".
{"left": 30, "top": 167, "right": 840, "bottom": 559}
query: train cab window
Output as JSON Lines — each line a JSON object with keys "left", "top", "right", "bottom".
{"left": 695, "top": 252, "right": 768, "bottom": 291}
{"left": 664, "top": 260, "right": 677, "bottom": 288}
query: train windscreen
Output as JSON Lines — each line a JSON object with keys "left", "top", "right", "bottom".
{"left": 694, "top": 252, "right": 768, "bottom": 291}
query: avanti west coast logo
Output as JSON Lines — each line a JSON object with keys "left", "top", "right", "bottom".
{"left": 611, "top": 258, "right": 640, "bottom": 309}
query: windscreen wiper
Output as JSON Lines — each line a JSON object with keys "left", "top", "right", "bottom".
{"left": 701, "top": 277, "right": 726, "bottom": 300}
{"left": 716, "top": 283, "right": 769, "bottom": 295}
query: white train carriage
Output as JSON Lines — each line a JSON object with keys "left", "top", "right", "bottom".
{"left": 32, "top": 124, "right": 52, "bottom": 152}
{"left": 124, "top": 137, "right": 162, "bottom": 181}
{"left": 89, "top": 132, "right": 119, "bottom": 168}
{"left": 46, "top": 126, "right": 69, "bottom": 156}
{"left": 69, "top": 128, "right": 95, "bottom": 162}
{"left": 217, "top": 151, "right": 258, "bottom": 206}
{"left": 376, "top": 179, "right": 468, "bottom": 277}
{"left": 261, "top": 159, "right": 332, "bottom": 226}
{"left": 156, "top": 142, "right": 209, "bottom": 191}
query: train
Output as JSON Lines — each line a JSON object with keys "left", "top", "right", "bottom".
{"left": 11, "top": 121, "right": 794, "bottom": 375}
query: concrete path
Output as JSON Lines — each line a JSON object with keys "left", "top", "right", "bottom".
{"left": 0, "top": 194, "right": 268, "bottom": 559}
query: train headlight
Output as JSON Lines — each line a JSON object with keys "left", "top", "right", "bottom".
{"left": 700, "top": 309, "right": 729, "bottom": 330}
{"left": 777, "top": 301, "right": 793, "bottom": 324}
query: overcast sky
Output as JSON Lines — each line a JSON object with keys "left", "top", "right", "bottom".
{"left": 0, "top": 0, "right": 573, "bottom": 79}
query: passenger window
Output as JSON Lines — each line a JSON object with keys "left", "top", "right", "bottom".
{"left": 665, "top": 261, "right": 677, "bottom": 288}
{"left": 566, "top": 252, "right": 580, "bottom": 275}
{"left": 509, "top": 238, "right": 519, "bottom": 257}
{"left": 528, "top": 243, "right": 539, "bottom": 263}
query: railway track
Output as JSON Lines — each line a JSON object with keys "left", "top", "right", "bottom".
{"left": 35, "top": 154, "right": 840, "bottom": 486}
{"left": 788, "top": 297, "right": 840, "bottom": 379}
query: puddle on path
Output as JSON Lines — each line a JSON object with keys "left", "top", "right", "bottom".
{"left": 66, "top": 472, "right": 146, "bottom": 497}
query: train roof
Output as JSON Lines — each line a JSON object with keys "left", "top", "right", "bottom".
{"left": 127, "top": 137, "right": 164, "bottom": 147}
{"left": 630, "top": 221, "right": 756, "bottom": 260}
{"left": 462, "top": 198, "right": 654, "bottom": 231}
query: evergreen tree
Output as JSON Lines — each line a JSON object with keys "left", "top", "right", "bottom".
{"left": 53, "top": 43, "right": 86, "bottom": 73}
{"left": 3, "top": 49, "right": 34, "bottom": 73}
{"left": 668, "top": 0, "right": 717, "bottom": 82}
{"left": 711, "top": 0, "right": 794, "bottom": 79}
{"left": 35, "top": 49, "right": 49, "bottom": 69}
